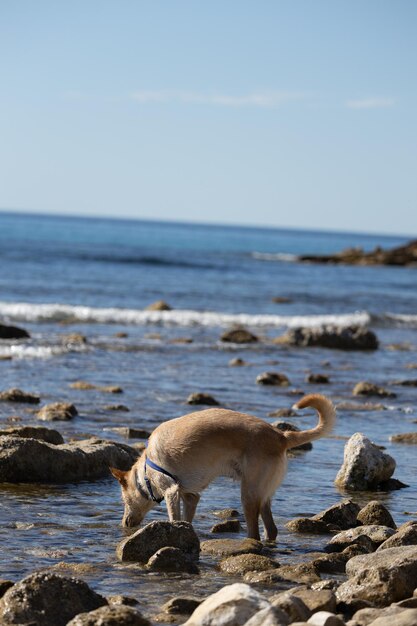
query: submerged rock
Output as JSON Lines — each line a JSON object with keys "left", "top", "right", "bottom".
{"left": 220, "top": 328, "right": 259, "bottom": 343}
{"left": 0, "top": 388, "right": 40, "bottom": 404}
{"left": 147, "top": 546, "right": 199, "bottom": 574}
{"left": 256, "top": 372, "right": 290, "bottom": 386}
{"left": 335, "top": 433, "right": 396, "bottom": 490}
{"left": 219, "top": 553, "right": 278, "bottom": 575}
{"left": 186, "top": 392, "right": 219, "bottom": 406}
{"left": 0, "top": 572, "right": 106, "bottom": 626}
{"left": 275, "top": 326, "right": 379, "bottom": 351}
{"left": 0, "top": 435, "right": 137, "bottom": 482}
{"left": 353, "top": 382, "right": 396, "bottom": 398}
{"left": 200, "top": 538, "right": 263, "bottom": 558}
{"left": 306, "top": 373, "right": 330, "bottom": 384}
{"left": 117, "top": 521, "right": 200, "bottom": 563}
{"left": 36, "top": 402, "right": 78, "bottom": 421}
{"left": 0, "top": 323, "right": 30, "bottom": 339}
{"left": 183, "top": 583, "right": 269, "bottom": 626}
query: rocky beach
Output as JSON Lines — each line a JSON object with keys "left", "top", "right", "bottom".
{"left": 0, "top": 214, "right": 416, "bottom": 625}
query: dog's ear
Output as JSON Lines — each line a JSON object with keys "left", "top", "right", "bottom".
{"left": 110, "top": 466, "right": 128, "bottom": 487}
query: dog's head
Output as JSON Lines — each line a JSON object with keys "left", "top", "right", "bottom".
{"left": 110, "top": 465, "right": 155, "bottom": 528}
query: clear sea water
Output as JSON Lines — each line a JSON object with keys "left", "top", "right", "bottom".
{"left": 0, "top": 211, "right": 416, "bottom": 615}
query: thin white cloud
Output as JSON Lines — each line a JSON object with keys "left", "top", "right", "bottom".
{"left": 132, "top": 90, "right": 305, "bottom": 108}
{"left": 346, "top": 97, "right": 395, "bottom": 110}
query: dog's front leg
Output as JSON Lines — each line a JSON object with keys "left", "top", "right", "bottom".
{"left": 165, "top": 484, "right": 181, "bottom": 521}
{"left": 182, "top": 492, "right": 200, "bottom": 523}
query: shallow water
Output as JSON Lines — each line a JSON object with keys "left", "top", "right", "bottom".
{"left": 0, "top": 213, "right": 416, "bottom": 615}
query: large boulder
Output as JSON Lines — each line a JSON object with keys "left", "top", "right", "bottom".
{"left": 0, "top": 435, "right": 137, "bottom": 482}
{"left": 0, "top": 323, "right": 30, "bottom": 339}
{"left": 183, "top": 583, "right": 269, "bottom": 626}
{"left": 336, "top": 546, "right": 417, "bottom": 606}
{"left": 275, "top": 326, "right": 378, "bottom": 351}
{"left": 116, "top": 520, "right": 200, "bottom": 563}
{"left": 334, "top": 433, "right": 396, "bottom": 490}
{"left": 0, "top": 572, "right": 106, "bottom": 626}
{"left": 67, "top": 604, "right": 150, "bottom": 625}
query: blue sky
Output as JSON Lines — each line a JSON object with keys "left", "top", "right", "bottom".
{"left": 1, "top": 1, "right": 416, "bottom": 234}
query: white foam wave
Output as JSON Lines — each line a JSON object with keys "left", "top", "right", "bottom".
{"left": 252, "top": 251, "right": 298, "bottom": 262}
{"left": 383, "top": 313, "right": 417, "bottom": 328}
{"left": 0, "top": 301, "right": 371, "bottom": 329}
{"left": 0, "top": 345, "right": 67, "bottom": 359}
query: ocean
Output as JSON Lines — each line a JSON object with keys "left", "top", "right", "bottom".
{"left": 0, "top": 211, "right": 416, "bottom": 610}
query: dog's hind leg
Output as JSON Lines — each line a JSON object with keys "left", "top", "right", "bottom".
{"left": 241, "top": 480, "right": 261, "bottom": 540}
{"left": 165, "top": 484, "right": 182, "bottom": 521}
{"left": 260, "top": 499, "right": 277, "bottom": 541}
{"left": 182, "top": 492, "right": 200, "bottom": 523}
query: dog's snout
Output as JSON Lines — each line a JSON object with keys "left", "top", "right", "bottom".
{"left": 123, "top": 514, "right": 134, "bottom": 527}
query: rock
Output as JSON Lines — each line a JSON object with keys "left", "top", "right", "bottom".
{"left": 298, "top": 238, "right": 417, "bottom": 267}
{"left": 246, "top": 562, "right": 320, "bottom": 585}
{"left": 0, "top": 323, "right": 30, "bottom": 339}
{"left": 272, "top": 422, "right": 312, "bottom": 451}
{"left": 357, "top": 501, "right": 396, "bottom": 528}
{"left": 270, "top": 593, "right": 311, "bottom": 622}
{"left": 335, "top": 433, "right": 396, "bottom": 490}
{"left": 70, "top": 381, "right": 123, "bottom": 393}
{"left": 244, "top": 605, "right": 290, "bottom": 626}
{"left": 272, "top": 296, "right": 292, "bottom": 304}
{"left": 200, "top": 538, "right": 263, "bottom": 558}
{"left": 363, "top": 609, "right": 417, "bottom": 625}
{"left": 117, "top": 521, "right": 200, "bottom": 563}
{"left": 186, "top": 393, "right": 219, "bottom": 406}
{"left": 306, "top": 374, "right": 330, "bottom": 384}
{"left": 229, "top": 358, "right": 247, "bottom": 366}
{"left": 378, "top": 478, "right": 409, "bottom": 490}
{"left": 102, "top": 385, "right": 123, "bottom": 393}
{"left": 276, "top": 326, "right": 379, "bottom": 351}
{"left": 268, "top": 408, "right": 297, "bottom": 418}
{"left": 67, "top": 605, "right": 150, "bottom": 625}
{"left": 290, "top": 589, "right": 337, "bottom": 614}
{"left": 0, "top": 435, "right": 137, "bottom": 482}
{"left": 346, "top": 606, "right": 406, "bottom": 626}
{"left": 307, "top": 612, "right": 345, "bottom": 626}
{"left": 108, "top": 595, "right": 139, "bottom": 607}
{"left": 390, "top": 379, "right": 417, "bottom": 387}
{"left": 147, "top": 546, "right": 199, "bottom": 573}
{"left": 352, "top": 382, "right": 395, "bottom": 398}
{"left": 256, "top": 372, "right": 290, "bottom": 386}
{"left": 220, "top": 328, "right": 259, "bottom": 343}
{"left": 213, "top": 508, "right": 240, "bottom": 519}
{"left": 211, "top": 519, "right": 241, "bottom": 533}
{"left": 285, "top": 518, "right": 332, "bottom": 534}
{"left": 36, "top": 402, "right": 78, "bottom": 421}
{"left": 219, "top": 553, "right": 278, "bottom": 575}
{"left": 0, "top": 580, "right": 14, "bottom": 598}
{"left": 61, "top": 333, "right": 87, "bottom": 345}
{"left": 107, "top": 427, "right": 151, "bottom": 439}
{"left": 146, "top": 300, "right": 172, "bottom": 311}
{"left": 325, "top": 526, "right": 395, "bottom": 552}
{"left": 337, "top": 546, "right": 417, "bottom": 606}
{"left": 390, "top": 433, "right": 417, "bottom": 444}
{"left": 0, "top": 425, "right": 64, "bottom": 445}
{"left": 183, "top": 583, "right": 269, "bottom": 626}
{"left": 114, "top": 332, "right": 129, "bottom": 338}
{"left": 0, "top": 388, "right": 40, "bottom": 404}
{"left": 0, "top": 572, "right": 106, "bottom": 626}
{"left": 377, "top": 522, "right": 417, "bottom": 550}
{"left": 311, "top": 552, "right": 350, "bottom": 574}
{"left": 104, "top": 404, "right": 130, "bottom": 412}
{"left": 336, "top": 402, "right": 387, "bottom": 412}
{"left": 162, "top": 597, "right": 203, "bottom": 615}
{"left": 312, "top": 500, "right": 360, "bottom": 530}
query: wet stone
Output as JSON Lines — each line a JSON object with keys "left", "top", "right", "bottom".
{"left": 210, "top": 519, "right": 241, "bottom": 533}
{"left": 0, "top": 388, "right": 40, "bottom": 404}
{"left": 220, "top": 328, "right": 259, "bottom": 343}
{"left": 67, "top": 605, "right": 151, "bottom": 626}
{"left": 161, "top": 596, "right": 203, "bottom": 615}
{"left": 306, "top": 374, "right": 330, "bottom": 384}
{"left": 219, "top": 553, "right": 278, "bottom": 575}
{"left": 352, "top": 382, "right": 396, "bottom": 398}
{"left": 147, "top": 547, "right": 199, "bottom": 573}
{"left": 117, "top": 521, "right": 200, "bottom": 563}
{"left": 357, "top": 501, "right": 396, "bottom": 529}
{"left": 256, "top": 372, "right": 290, "bottom": 386}
{"left": 145, "top": 300, "right": 172, "bottom": 311}
{"left": 36, "top": 402, "right": 78, "bottom": 421}
{"left": 0, "top": 579, "right": 14, "bottom": 598}
{"left": 0, "top": 425, "right": 64, "bottom": 445}
{"left": 186, "top": 393, "right": 219, "bottom": 406}
{"left": 285, "top": 518, "right": 333, "bottom": 534}
{"left": 200, "top": 538, "right": 263, "bottom": 557}
{"left": 213, "top": 508, "right": 240, "bottom": 519}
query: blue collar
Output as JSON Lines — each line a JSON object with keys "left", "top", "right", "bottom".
{"left": 142, "top": 457, "right": 179, "bottom": 504}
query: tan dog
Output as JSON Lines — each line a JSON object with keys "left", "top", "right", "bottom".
{"left": 111, "top": 393, "right": 335, "bottom": 540}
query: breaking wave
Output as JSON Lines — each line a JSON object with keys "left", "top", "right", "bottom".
{"left": 0, "top": 301, "right": 371, "bottom": 329}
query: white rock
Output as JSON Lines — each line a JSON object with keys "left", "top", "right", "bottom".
{"left": 184, "top": 583, "right": 270, "bottom": 626}
{"left": 335, "top": 433, "right": 396, "bottom": 490}
{"left": 244, "top": 605, "right": 289, "bottom": 626}
{"left": 327, "top": 525, "right": 395, "bottom": 548}
{"left": 307, "top": 611, "right": 346, "bottom": 626}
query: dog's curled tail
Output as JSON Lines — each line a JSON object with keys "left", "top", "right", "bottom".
{"left": 283, "top": 393, "right": 336, "bottom": 450}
